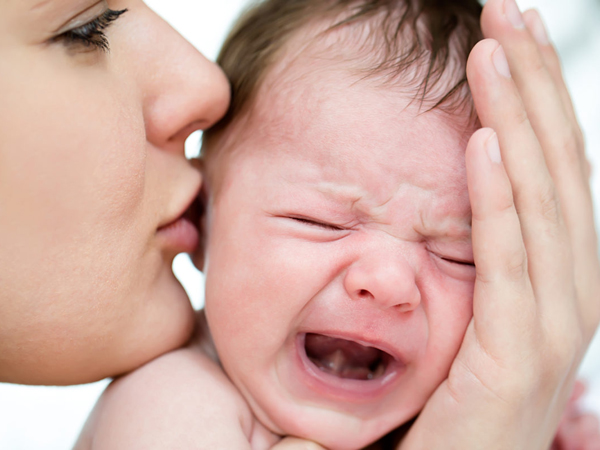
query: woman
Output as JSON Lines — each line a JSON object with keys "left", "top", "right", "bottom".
{"left": 0, "top": 0, "right": 229, "bottom": 385}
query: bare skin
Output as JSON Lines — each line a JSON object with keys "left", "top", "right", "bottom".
{"left": 0, "top": 0, "right": 229, "bottom": 385}
{"left": 75, "top": 0, "right": 600, "bottom": 449}
{"left": 399, "top": 0, "right": 600, "bottom": 448}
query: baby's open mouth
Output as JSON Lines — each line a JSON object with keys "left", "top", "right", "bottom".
{"left": 304, "top": 333, "right": 393, "bottom": 380}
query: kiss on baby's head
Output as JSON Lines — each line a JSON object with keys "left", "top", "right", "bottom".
{"left": 198, "top": 0, "right": 482, "bottom": 448}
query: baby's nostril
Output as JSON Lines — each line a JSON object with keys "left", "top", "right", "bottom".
{"left": 358, "top": 289, "right": 371, "bottom": 298}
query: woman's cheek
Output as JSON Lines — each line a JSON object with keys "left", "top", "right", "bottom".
{"left": 84, "top": 79, "right": 148, "bottom": 226}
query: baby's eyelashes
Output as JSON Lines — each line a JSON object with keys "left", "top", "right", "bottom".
{"left": 439, "top": 257, "right": 475, "bottom": 267}
{"left": 289, "top": 216, "right": 347, "bottom": 232}
{"left": 429, "top": 251, "right": 476, "bottom": 281}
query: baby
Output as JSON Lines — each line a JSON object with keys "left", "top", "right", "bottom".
{"left": 75, "top": 0, "right": 598, "bottom": 449}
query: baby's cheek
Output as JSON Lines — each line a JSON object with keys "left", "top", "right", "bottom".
{"left": 248, "top": 418, "right": 281, "bottom": 449}
{"left": 419, "top": 268, "right": 474, "bottom": 370}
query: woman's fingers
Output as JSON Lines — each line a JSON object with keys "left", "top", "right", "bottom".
{"left": 466, "top": 38, "right": 573, "bottom": 321}
{"left": 524, "top": 8, "right": 593, "bottom": 183}
{"left": 520, "top": 8, "right": 600, "bottom": 338}
{"left": 479, "top": 0, "right": 600, "bottom": 337}
{"left": 480, "top": 0, "right": 587, "bottom": 187}
{"left": 521, "top": 10, "right": 583, "bottom": 146}
{"left": 466, "top": 128, "right": 532, "bottom": 342}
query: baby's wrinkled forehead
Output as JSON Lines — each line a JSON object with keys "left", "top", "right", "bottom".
{"left": 230, "top": 54, "right": 474, "bottom": 233}
{"left": 203, "top": 1, "right": 482, "bottom": 233}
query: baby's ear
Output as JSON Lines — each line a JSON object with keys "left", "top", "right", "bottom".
{"left": 190, "top": 158, "right": 207, "bottom": 272}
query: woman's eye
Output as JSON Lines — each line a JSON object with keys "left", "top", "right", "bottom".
{"left": 290, "top": 217, "right": 345, "bottom": 231}
{"left": 53, "top": 8, "right": 128, "bottom": 53}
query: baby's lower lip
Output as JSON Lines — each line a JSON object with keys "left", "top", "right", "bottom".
{"left": 292, "top": 333, "right": 405, "bottom": 402}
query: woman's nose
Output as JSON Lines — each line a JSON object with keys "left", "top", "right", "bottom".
{"left": 138, "top": 8, "right": 230, "bottom": 152}
{"left": 343, "top": 250, "right": 421, "bottom": 313}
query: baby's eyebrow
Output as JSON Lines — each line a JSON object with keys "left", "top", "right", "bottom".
{"left": 304, "top": 180, "right": 473, "bottom": 238}
{"left": 314, "top": 183, "right": 365, "bottom": 209}
{"left": 419, "top": 219, "right": 472, "bottom": 241}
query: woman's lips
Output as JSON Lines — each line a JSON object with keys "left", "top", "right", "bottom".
{"left": 157, "top": 216, "right": 199, "bottom": 253}
{"left": 293, "top": 333, "right": 405, "bottom": 402}
{"left": 157, "top": 194, "right": 203, "bottom": 253}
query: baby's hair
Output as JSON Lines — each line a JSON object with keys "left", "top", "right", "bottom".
{"left": 203, "top": 0, "right": 483, "bottom": 147}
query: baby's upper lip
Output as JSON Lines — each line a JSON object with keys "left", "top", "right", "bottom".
{"left": 299, "top": 329, "right": 407, "bottom": 365}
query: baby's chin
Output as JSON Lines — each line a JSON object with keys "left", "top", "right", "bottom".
{"left": 244, "top": 364, "right": 425, "bottom": 449}
{"left": 231, "top": 333, "right": 434, "bottom": 449}
{"left": 253, "top": 396, "right": 421, "bottom": 450}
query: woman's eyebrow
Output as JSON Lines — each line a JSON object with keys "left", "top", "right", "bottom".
{"left": 30, "top": 0, "right": 97, "bottom": 15}
{"left": 30, "top": 0, "right": 52, "bottom": 12}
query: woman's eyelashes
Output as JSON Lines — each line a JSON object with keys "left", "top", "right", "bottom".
{"left": 53, "top": 8, "right": 128, "bottom": 53}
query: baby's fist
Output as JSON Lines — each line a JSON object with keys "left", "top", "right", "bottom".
{"left": 552, "top": 381, "right": 600, "bottom": 450}
{"left": 270, "top": 437, "right": 328, "bottom": 450}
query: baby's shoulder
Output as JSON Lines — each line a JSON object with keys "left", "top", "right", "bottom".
{"left": 75, "top": 346, "right": 256, "bottom": 449}
{"left": 111, "top": 345, "right": 246, "bottom": 409}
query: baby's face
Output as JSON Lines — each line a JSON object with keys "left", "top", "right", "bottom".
{"left": 202, "top": 63, "right": 475, "bottom": 448}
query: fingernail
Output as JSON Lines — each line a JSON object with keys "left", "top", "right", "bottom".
{"left": 493, "top": 45, "right": 511, "bottom": 78}
{"left": 528, "top": 9, "right": 550, "bottom": 46}
{"left": 504, "top": 0, "right": 525, "bottom": 29}
{"left": 486, "top": 132, "right": 502, "bottom": 164}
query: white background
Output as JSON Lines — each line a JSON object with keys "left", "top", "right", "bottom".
{"left": 2, "top": 1, "right": 600, "bottom": 448}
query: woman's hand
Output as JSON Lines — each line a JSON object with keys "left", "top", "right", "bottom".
{"left": 399, "top": 0, "right": 600, "bottom": 448}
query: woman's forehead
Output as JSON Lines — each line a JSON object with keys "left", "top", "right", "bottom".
{"left": 26, "top": 0, "right": 97, "bottom": 10}
{"left": 4, "top": 0, "right": 104, "bottom": 23}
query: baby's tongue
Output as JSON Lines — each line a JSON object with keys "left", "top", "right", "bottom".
{"left": 304, "top": 333, "right": 387, "bottom": 380}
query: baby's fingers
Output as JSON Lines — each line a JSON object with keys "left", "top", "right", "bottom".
{"left": 270, "top": 437, "right": 327, "bottom": 450}
{"left": 555, "top": 413, "right": 600, "bottom": 450}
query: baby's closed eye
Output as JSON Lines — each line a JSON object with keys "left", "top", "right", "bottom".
{"left": 288, "top": 216, "right": 347, "bottom": 231}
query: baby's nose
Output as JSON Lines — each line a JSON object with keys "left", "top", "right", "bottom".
{"left": 343, "top": 251, "right": 421, "bottom": 312}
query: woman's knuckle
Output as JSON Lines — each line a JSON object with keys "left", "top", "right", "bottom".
{"left": 559, "top": 129, "right": 582, "bottom": 165}
{"left": 504, "top": 249, "right": 529, "bottom": 280}
{"left": 524, "top": 42, "right": 548, "bottom": 76}
{"left": 536, "top": 184, "right": 561, "bottom": 224}
{"left": 514, "top": 107, "right": 531, "bottom": 131}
